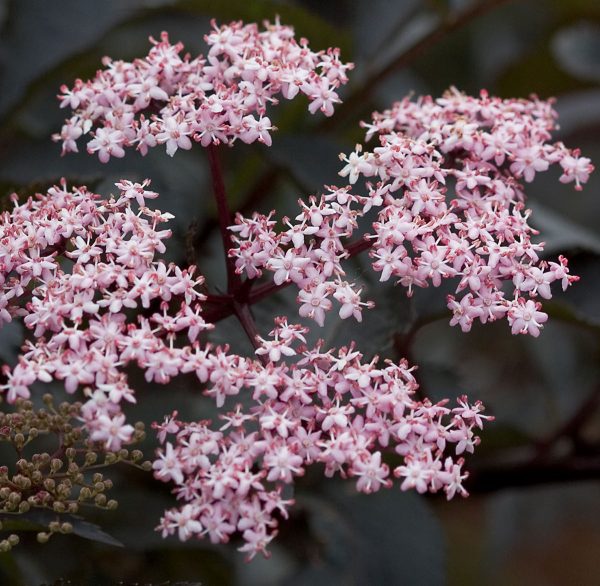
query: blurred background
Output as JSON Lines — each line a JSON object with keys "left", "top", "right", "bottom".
{"left": 0, "top": 0, "right": 599, "bottom": 584}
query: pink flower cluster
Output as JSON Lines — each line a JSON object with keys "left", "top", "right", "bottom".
{"left": 53, "top": 20, "right": 352, "bottom": 161}
{"left": 0, "top": 180, "right": 212, "bottom": 448}
{"left": 153, "top": 318, "right": 491, "bottom": 559}
{"left": 18, "top": 16, "right": 594, "bottom": 558}
{"left": 0, "top": 180, "right": 489, "bottom": 559}
{"left": 229, "top": 89, "right": 593, "bottom": 336}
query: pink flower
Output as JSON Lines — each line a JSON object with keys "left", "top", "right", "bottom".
{"left": 153, "top": 442, "right": 185, "bottom": 484}
{"left": 87, "top": 127, "right": 125, "bottom": 163}
{"left": 90, "top": 413, "right": 134, "bottom": 451}
{"left": 352, "top": 452, "right": 391, "bottom": 493}
{"left": 155, "top": 115, "right": 193, "bottom": 156}
{"left": 298, "top": 283, "right": 332, "bottom": 326}
{"left": 507, "top": 299, "right": 548, "bottom": 337}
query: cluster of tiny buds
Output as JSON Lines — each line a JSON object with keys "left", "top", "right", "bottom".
{"left": 0, "top": 395, "right": 150, "bottom": 548}
{"left": 53, "top": 19, "right": 352, "bottom": 161}
{"left": 229, "top": 88, "right": 593, "bottom": 337}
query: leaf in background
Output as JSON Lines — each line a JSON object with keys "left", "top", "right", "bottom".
{"left": 553, "top": 89, "right": 600, "bottom": 136}
{"left": 552, "top": 22, "right": 600, "bottom": 82}
{"left": 351, "top": 0, "right": 428, "bottom": 58}
{"left": 287, "top": 484, "right": 445, "bottom": 586}
{"left": 266, "top": 134, "right": 346, "bottom": 194}
{"left": 0, "top": 511, "right": 123, "bottom": 547}
{"left": 485, "top": 484, "right": 600, "bottom": 585}
{"left": 528, "top": 200, "right": 600, "bottom": 256}
{"left": 413, "top": 314, "right": 599, "bottom": 437}
{"left": 0, "top": 0, "right": 144, "bottom": 121}
{"left": 322, "top": 257, "right": 416, "bottom": 356}
{"left": 552, "top": 253, "right": 600, "bottom": 324}
{"left": 171, "top": 0, "right": 352, "bottom": 55}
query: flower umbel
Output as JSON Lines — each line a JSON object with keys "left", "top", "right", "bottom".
{"left": 53, "top": 20, "right": 353, "bottom": 160}
{"left": 0, "top": 17, "right": 593, "bottom": 562}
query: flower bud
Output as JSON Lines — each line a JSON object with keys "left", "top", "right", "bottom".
{"left": 52, "top": 501, "right": 66, "bottom": 513}
{"left": 79, "top": 487, "right": 92, "bottom": 501}
{"left": 84, "top": 452, "right": 98, "bottom": 466}
{"left": 104, "top": 453, "right": 118, "bottom": 465}
{"left": 8, "top": 492, "right": 22, "bottom": 505}
{"left": 37, "top": 532, "right": 50, "bottom": 544}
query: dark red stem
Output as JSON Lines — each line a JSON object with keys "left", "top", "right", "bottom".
{"left": 206, "top": 143, "right": 242, "bottom": 294}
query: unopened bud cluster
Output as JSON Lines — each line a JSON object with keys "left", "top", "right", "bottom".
{"left": 0, "top": 395, "right": 150, "bottom": 548}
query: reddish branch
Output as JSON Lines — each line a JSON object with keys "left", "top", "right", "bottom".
{"left": 206, "top": 143, "right": 242, "bottom": 294}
